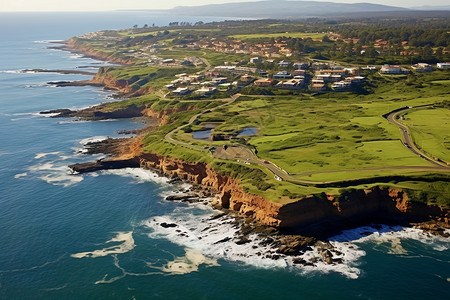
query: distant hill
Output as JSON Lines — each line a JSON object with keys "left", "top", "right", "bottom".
{"left": 410, "top": 5, "right": 450, "bottom": 11}
{"left": 166, "top": 0, "right": 409, "bottom": 18}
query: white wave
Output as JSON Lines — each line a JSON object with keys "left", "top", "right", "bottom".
{"left": 12, "top": 112, "right": 35, "bottom": 116}
{"left": 57, "top": 120, "right": 90, "bottom": 124}
{"left": 101, "top": 168, "right": 170, "bottom": 185}
{"left": 331, "top": 225, "right": 450, "bottom": 245}
{"left": 329, "top": 225, "right": 450, "bottom": 268}
{"left": 25, "top": 83, "right": 47, "bottom": 88}
{"left": 14, "top": 173, "right": 28, "bottom": 179}
{"left": 143, "top": 206, "right": 363, "bottom": 279}
{"left": 39, "top": 113, "right": 61, "bottom": 118}
{"left": 72, "top": 231, "right": 135, "bottom": 259}
{"left": 35, "top": 152, "right": 61, "bottom": 159}
{"left": 28, "top": 154, "right": 83, "bottom": 187}
{"left": 39, "top": 173, "right": 83, "bottom": 187}
{"left": 79, "top": 136, "right": 108, "bottom": 145}
{"left": 70, "top": 54, "right": 87, "bottom": 60}
{"left": 33, "top": 40, "right": 64, "bottom": 43}
{"left": 0, "top": 70, "right": 24, "bottom": 74}
{"left": 41, "top": 284, "right": 68, "bottom": 292}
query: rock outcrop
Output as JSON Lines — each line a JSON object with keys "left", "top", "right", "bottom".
{"left": 134, "top": 153, "right": 449, "bottom": 230}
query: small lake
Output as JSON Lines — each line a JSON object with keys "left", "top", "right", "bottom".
{"left": 192, "top": 129, "right": 212, "bottom": 140}
{"left": 238, "top": 127, "right": 258, "bottom": 136}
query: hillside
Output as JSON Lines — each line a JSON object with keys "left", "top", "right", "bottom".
{"left": 167, "top": 0, "right": 408, "bottom": 18}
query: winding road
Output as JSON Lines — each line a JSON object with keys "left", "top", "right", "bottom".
{"left": 385, "top": 105, "right": 449, "bottom": 168}
{"left": 164, "top": 96, "right": 449, "bottom": 186}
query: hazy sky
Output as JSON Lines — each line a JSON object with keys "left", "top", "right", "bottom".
{"left": 0, "top": 0, "right": 448, "bottom": 12}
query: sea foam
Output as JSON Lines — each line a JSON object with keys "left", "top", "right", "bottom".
{"left": 71, "top": 231, "right": 135, "bottom": 259}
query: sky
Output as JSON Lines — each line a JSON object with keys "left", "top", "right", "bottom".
{"left": 0, "top": 0, "right": 448, "bottom": 12}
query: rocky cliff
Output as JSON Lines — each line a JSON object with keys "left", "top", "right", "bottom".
{"left": 134, "top": 153, "right": 449, "bottom": 230}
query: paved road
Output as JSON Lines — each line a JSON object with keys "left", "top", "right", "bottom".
{"left": 385, "top": 106, "right": 449, "bottom": 168}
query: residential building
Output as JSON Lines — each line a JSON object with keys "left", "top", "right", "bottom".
{"left": 254, "top": 78, "right": 276, "bottom": 87}
{"left": 437, "top": 62, "right": 450, "bottom": 69}
{"left": 273, "top": 71, "right": 292, "bottom": 79}
{"left": 275, "top": 79, "right": 305, "bottom": 90}
{"left": 412, "top": 63, "right": 433, "bottom": 72}
{"left": 380, "top": 65, "right": 410, "bottom": 74}
{"left": 278, "top": 60, "right": 292, "bottom": 68}
{"left": 293, "top": 62, "right": 309, "bottom": 69}
{"left": 196, "top": 87, "right": 217, "bottom": 95}
{"left": 172, "top": 88, "right": 191, "bottom": 96}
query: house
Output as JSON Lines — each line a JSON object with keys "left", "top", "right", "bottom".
{"left": 162, "top": 58, "right": 175, "bottom": 64}
{"left": 412, "top": 63, "right": 433, "bottom": 72}
{"left": 181, "top": 60, "right": 193, "bottom": 66}
{"left": 275, "top": 79, "right": 305, "bottom": 90}
{"left": 293, "top": 62, "right": 309, "bottom": 69}
{"left": 189, "top": 75, "right": 204, "bottom": 81}
{"left": 196, "top": 87, "right": 217, "bottom": 95}
{"left": 293, "top": 70, "right": 306, "bottom": 76}
{"left": 345, "top": 76, "right": 366, "bottom": 84}
{"left": 254, "top": 78, "right": 276, "bottom": 87}
{"left": 362, "top": 65, "right": 377, "bottom": 72}
{"left": 250, "top": 57, "right": 262, "bottom": 64}
{"left": 310, "top": 83, "right": 327, "bottom": 91}
{"left": 239, "top": 74, "right": 255, "bottom": 83}
{"left": 273, "top": 71, "right": 292, "bottom": 79}
{"left": 212, "top": 77, "right": 228, "bottom": 85}
{"left": 311, "top": 77, "right": 325, "bottom": 85}
{"left": 436, "top": 62, "right": 450, "bottom": 69}
{"left": 172, "top": 88, "right": 191, "bottom": 96}
{"left": 380, "top": 65, "right": 410, "bottom": 74}
{"left": 332, "top": 81, "right": 352, "bottom": 91}
{"left": 165, "top": 84, "right": 176, "bottom": 90}
{"left": 278, "top": 60, "right": 292, "bottom": 68}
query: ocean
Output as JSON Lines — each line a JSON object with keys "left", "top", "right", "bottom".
{"left": 0, "top": 12, "right": 448, "bottom": 300}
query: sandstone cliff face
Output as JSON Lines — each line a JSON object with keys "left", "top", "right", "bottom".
{"left": 138, "top": 153, "right": 449, "bottom": 229}
{"left": 139, "top": 153, "right": 283, "bottom": 226}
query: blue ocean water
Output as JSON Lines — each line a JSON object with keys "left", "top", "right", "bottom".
{"left": 0, "top": 12, "right": 449, "bottom": 300}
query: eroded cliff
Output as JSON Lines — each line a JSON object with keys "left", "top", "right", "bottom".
{"left": 135, "top": 153, "right": 449, "bottom": 230}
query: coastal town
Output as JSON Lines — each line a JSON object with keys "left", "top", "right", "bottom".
{"left": 75, "top": 28, "right": 449, "bottom": 98}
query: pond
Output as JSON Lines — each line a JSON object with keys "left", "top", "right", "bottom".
{"left": 237, "top": 127, "right": 258, "bottom": 137}
{"left": 192, "top": 129, "right": 212, "bottom": 140}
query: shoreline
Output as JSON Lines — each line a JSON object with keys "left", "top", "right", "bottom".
{"left": 51, "top": 38, "right": 449, "bottom": 237}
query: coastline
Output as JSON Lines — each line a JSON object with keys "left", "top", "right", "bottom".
{"left": 52, "top": 39, "right": 449, "bottom": 239}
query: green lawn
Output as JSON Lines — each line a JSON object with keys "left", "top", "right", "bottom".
{"left": 402, "top": 108, "right": 450, "bottom": 162}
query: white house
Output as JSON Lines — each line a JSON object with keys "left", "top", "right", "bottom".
{"left": 172, "top": 88, "right": 191, "bottom": 96}
{"left": 437, "top": 62, "right": 450, "bottom": 69}
{"left": 273, "top": 71, "right": 292, "bottom": 79}
{"left": 380, "top": 65, "right": 410, "bottom": 74}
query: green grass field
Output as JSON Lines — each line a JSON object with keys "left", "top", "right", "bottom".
{"left": 402, "top": 108, "right": 450, "bottom": 162}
